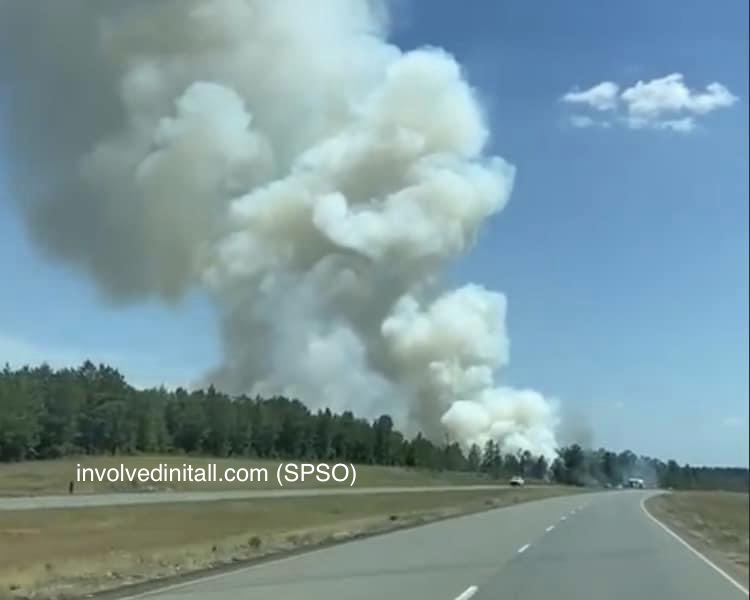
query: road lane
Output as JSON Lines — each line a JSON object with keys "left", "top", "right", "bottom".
{"left": 0, "top": 484, "right": 521, "bottom": 511}
{"left": 120, "top": 492, "right": 590, "bottom": 600}
{"left": 472, "top": 491, "right": 748, "bottom": 599}
{"left": 115, "top": 490, "right": 747, "bottom": 600}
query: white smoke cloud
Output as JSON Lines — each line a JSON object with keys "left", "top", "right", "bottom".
{"left": 442, "top": 388, "right": 560, "bottom": 459}
{"left": 0, "top": 0, "right": 560, "bottom": 458}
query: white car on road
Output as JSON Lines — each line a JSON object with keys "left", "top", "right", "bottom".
{"left": 509, "top": 476, "right": 525, "bottom": 487}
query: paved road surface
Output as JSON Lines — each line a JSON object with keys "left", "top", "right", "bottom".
{"left": 0, "top": 484, "right": 518, "bottom": 511}
{"left": 118, "top": 490, "right": 747, "bottom": 600}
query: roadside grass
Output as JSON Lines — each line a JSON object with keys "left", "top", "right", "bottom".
{"left": 645, "top": 491, "right": 749, "bottom": 585}
{"left": 0, "top": 486, "right": 581, "bottom": 599}
{"left": 0, "top": 455, "right": 507, "bottom": 497}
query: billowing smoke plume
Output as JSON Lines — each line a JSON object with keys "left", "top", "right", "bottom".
{"left": 0, "top": 0, "right": 560, "bottom": 458}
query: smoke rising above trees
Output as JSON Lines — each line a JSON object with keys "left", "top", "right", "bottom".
{"left": 0, "top": 0, "right": 559, "bottom": 456}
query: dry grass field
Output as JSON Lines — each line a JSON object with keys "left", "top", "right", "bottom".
{"left": 0, "top": 455, "right": 507, "bottom": 497}
{"left": 0, "top": 486, "right": 580, "bottom": 599}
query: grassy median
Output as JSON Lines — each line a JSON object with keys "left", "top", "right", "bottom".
{"left": 645, "top": 491, "right": 749, "bottom": 586}
{"left": 0, "top": 486, "right": 580, "bottom": 599}
{"left": 0, "top": 455, "right": 505, "bottom": 496}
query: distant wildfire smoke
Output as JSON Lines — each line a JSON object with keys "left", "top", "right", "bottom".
{"left": 0, "top": 0, "right": 560, "bottom": 458}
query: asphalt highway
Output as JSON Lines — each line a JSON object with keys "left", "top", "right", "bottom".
{"left": 118, "top": 490, "right": 748, "bottom": 600}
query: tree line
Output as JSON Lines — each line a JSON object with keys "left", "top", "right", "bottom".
{"left": 0, "top": 362, "right": 747, "bottom": 491}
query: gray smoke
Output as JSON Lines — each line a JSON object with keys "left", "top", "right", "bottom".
{"left": 0, "top": 0, "right": 560, "bottom": 458}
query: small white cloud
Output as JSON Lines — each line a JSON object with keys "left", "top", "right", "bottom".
{"left": 621, "top": 73, "right": 737, "bottom": 121}
{"left": 0, "top": 333, "right": 83, "bottom": 369}
{"left": 655, "top": 117, "right": 695, "bottom": 133}
{"left": 0, "top": 331, "right": 195, "bottom": 390}
{"left": 569, "top": 115, "right": 596, "bottom": 128}
{"left": 722, "top": 416, "right": 747, "bottom": 429}
{"left": 561, "top": 73, "right": 737, "bottom": 134}
{"left": 562, "top": 81, "right": 620, "bottom": 111}
{"left": 626, "top": 115, "right": 695, "bottom": 133}
{"left": 613, "top": 400, "right": 625, "bottom": 410}
{"left": 569, "top": 115, "right": 611, "bottom": 129}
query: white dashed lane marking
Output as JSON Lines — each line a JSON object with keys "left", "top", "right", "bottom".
{"left": 453, "top": 585, "right": 478, "bottom": 600}
{"left": 518, "top": 543, "right": 531, "bottom": 554}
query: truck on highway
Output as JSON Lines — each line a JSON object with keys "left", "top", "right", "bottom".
{"left": 626, "top": 477, "right": 645, "bottom": 489}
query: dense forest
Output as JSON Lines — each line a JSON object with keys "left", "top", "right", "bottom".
{"left": 0, "top": 362, "right": 747, "bottom": 491}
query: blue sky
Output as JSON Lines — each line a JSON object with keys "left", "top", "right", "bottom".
{"left": 1, "top": 1, "right": 747, "bottom": 466}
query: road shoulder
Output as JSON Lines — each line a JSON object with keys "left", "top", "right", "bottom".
{"left": 642, "top": 492, "right": 749, "bottom": 594}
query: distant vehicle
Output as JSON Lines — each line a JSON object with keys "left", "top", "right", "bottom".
{"left": 627, "top": 477, "right": 645, "bottom": 489}
{"left": 509, "top": 476, "right": 525, "bottom": 487}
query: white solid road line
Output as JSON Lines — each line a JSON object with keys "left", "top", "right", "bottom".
{"left": 517, "top": 543, "right": 531, "bottom": 554}
{"left": 545, "top": 525, "right": 555, "bottom": 532}
{"left": 454, "top": 585, "right": 479, "bottom": 600}
{"left": 640, "top": 496, "right": 749, "bottom": 597}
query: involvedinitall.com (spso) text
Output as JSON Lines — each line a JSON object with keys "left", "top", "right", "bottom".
{"left": 75, "top": 462, "right": 358, "bottom": 487}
